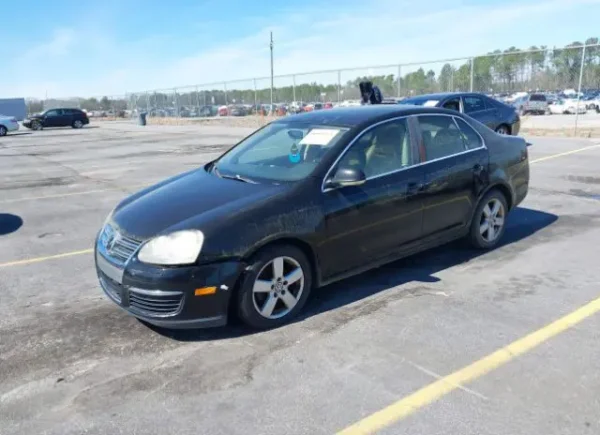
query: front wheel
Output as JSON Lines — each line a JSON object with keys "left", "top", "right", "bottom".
{"left": 237, "top": 245, "right": 312, "bottom": 329}
{"left": 468, "top": 190, "right": 508, "bottom": 250}
{"left": 31, "top": 121, "right": 43, "bottom": 130}
{"left": 495, "top": 124, "right": 510, "bottom": 135}
{"left": 0, "top": 126, "right": 7, "bottom": 136}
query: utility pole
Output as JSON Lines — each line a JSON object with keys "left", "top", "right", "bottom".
{"left": 574, "top": 42, "right": 586, "bottom": 135}
{"left": 270, "top": 31, "right": 274, "bottom": 111}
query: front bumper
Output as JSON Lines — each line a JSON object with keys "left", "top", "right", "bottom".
{"left": 95, "top": 246, "right": 245, "bottom": 329}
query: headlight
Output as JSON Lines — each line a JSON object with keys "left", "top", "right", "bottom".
{"left": 137, "top": 230, "right": 204, "bottom": 266}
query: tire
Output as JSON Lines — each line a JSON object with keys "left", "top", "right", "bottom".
{"left": 31, "top": 121, "right": 43, "bottom": 131}
{"left": 468, "top": 189, "right": 508, "bottom": 250}
{"left": 495, "top": 124, "right": 510, "bottom": 135}
{"left": 0, "top": 126, "right": 7, "bottom": 137}
{"left": 237, "top": 244, "right": 312, "bottom": 329}
{"left": 72, "top": 119, "right": 84, "bottom": 129}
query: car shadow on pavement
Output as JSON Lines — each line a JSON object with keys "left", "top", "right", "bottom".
{"left": 302, "top": 207, "right": 558, "bottom": 320}
{"left": 0, "top": 213, "right": 23, "bottom": 235}
{"left": 6, "top": 132, "right": 33, "bottom": 136}
{"left": 151, "top": 206, "right": 558, "bottom": 342}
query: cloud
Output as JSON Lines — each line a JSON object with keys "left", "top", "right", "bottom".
{"left": 3, "top": 0, "right": 599, "bottom": 98}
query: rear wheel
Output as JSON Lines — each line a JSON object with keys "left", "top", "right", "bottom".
{"left": 469, "top": 190, "right": 508, "bottom": 250}
{"left": 72, "top": 119, "right": 84, "bottom": 129}
{"left": 0, "top": 126, "right": 7, "bottom": 136}
{"left": 237, "top": 245, "right": 312, "bottom": 329}
{"left": 495, "top": 124, "right": 510, "bottom": 135}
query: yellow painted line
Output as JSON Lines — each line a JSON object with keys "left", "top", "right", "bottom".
{"left": 530, "top": 143, "right": 600, "bottom": 164}
{"left": 0, "top": 249, "right": 93, "bottom": 268}
{"left": 337, "top": 295, "right": 600, "bottom": 435}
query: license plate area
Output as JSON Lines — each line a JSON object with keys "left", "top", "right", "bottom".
{"left": 96, "top": 251, "right": 124, "bottom": 284}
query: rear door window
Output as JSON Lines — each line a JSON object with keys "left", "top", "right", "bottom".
{"left": 417, "top": 115, "right": 467, "bottom": 161}
{"left": 462, "top": 96, "right": 486, "bottom": 114}
{"left": 453, "top": 118, "right": 484, "bottom": 150}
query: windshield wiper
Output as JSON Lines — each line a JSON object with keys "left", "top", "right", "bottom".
{"left": 212, "top": 164, "right": 258, "bottom": 184}
{"left": 221, "top": 173, "right": 258, "bottom": 184}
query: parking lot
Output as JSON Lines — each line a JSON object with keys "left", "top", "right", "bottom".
{"left": 1, "top": 123, "right": 600, "bottom": 435}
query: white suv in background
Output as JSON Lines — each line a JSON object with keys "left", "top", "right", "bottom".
{"left": 0, "top": 114, "right": 19, "bottom": 136}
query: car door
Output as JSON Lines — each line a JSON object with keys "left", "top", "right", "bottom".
{"left": 416, "top": 114, "right": 488, "bottom": 238}
{"left": 319, "top": 117, "right": 425, "bottom": 278}
{"left": 63, "top": 109, "right": 76, "bottom": 126}
{"left": 43, "top": 109, "right": 62, "bottom": 127}
{"left": 462, "top": 95, "right": 497, "bottom": 129}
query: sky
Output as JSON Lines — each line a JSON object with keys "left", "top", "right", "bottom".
{"left": 1, "top": 0, "right": 599, "bottom": 99}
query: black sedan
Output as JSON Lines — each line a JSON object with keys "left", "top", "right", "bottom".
{"left": 95, "top": 105, "right": 529, "bottom": 329}
{"left": 23, "top": 108, "right": 89, "bottom": 130}
{"left": 399, "top": 92, "right": 520, "bottom": 136}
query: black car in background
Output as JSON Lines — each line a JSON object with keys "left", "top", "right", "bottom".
{"left": 95, "top": 105, "right": 529, "bottom": 330}
{"left": 23, "top": 108, "right": 90, "bottom": 130}
{"left": 399, "top": 92, "right": 520, "bottom": 135}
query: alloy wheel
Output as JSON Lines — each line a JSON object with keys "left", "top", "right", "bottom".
{"left": 252, "top": 256, "right": 305, "bottom": 320}
{"left": 0, "top": 126, "right": 7, "bottom": 136}
{"left": 479, "top": 198, "right": 505, "bottom": 243}
{"left": 74, "top": 120, "right": 83, "bottom": 128}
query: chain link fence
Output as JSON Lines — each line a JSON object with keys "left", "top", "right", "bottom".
{"left": 26, "top": 42, "right": 600, "bottom": 133}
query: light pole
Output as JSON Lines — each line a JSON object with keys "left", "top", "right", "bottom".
{"left": 270, "top": 32, "right": 274, "bottom": 111}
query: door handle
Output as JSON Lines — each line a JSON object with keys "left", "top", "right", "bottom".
{"left": 407, "top": 181, "right": 429, "bottom": 195}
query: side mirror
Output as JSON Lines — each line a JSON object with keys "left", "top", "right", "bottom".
{"left": 325, "top": 167, "right": 367, "bottom": 189}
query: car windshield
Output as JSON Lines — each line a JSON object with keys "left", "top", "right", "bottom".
{"left": 212, "top": 122, "right": 349, "bottom": 183}
{"left": 399, "top": 96, "right": 440, "bottom": 106}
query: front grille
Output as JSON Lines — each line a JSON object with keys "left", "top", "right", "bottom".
{"left": 99, "top": 275, "right": 122, "bottom": 303}
{"left": 109, "top": 234, "right": 142, "bottom": 263}
{"left": 128, "top": 289, "right": 183, "bottom": 317}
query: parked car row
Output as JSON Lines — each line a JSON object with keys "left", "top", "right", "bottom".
{"left": 491, "top": 89, "right": 600, "bottom": 115}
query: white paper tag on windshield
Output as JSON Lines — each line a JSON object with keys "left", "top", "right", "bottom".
{"left": 423, "top": 100, "right": 439, "bottom": 107}
{"left": 299, "top": 128, "right": 341, "bottom": 146}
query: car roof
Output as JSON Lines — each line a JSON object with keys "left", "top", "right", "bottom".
{"left": 403, "top": 92, "right": 490, "bottom": 100}
{"left": 273, "top": 105, "right": 454, "bottom": 127}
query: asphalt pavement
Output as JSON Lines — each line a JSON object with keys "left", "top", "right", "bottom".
{"left": 1, "top": 123, "right": 599, "bottom": 435}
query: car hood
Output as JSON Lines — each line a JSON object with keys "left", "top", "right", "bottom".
{"left": 111, "top": 168, "right": 286, "bottom": 240}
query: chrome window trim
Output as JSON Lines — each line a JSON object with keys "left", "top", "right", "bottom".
{"left": 321, "top": 113, "right": 486, "bottom": 193}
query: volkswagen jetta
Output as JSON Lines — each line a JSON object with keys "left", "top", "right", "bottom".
{"left": 95, "top": 105, "right": 529, "bottom": 329}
